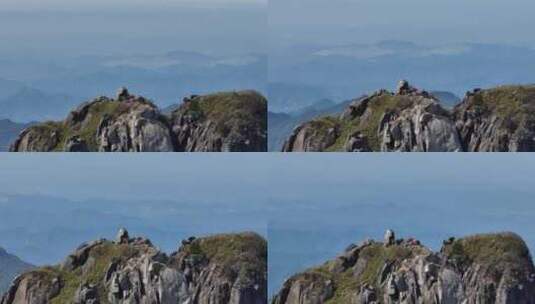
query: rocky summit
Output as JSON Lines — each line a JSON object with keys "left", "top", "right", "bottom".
{"left": 273, "top": 231, "right": 535, "bottom": 304}
{"left": 10, "top": 88, "right": 267, "bottom": 152}
{"left": 282, "top": 81, "right": 535, "bottom": 152}
{"left": 1, "top": 229, "right": 267, "bottom": 304}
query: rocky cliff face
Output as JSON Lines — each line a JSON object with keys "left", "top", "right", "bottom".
{"left": 282, "top": 81, "right": 535, "bottom": 152}
{"left": 170, "top": 91, "right": 267, "bottom": 152}
{"left": 1, "top": 229, "right": 267, "bottom": 304}
{"left": 453, "top": 85, "right": 535, "bottom": 151}
{"left": 10, "top": 88, "right": 267, "bottom": 152}
{"left": 273, "top": 231, "right": 535, "bottom": 304}
{"left": 0, "top": 120, "right": 34, "bottom": 152}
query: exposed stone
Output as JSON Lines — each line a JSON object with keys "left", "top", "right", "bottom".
{"left": 64, "top": 136, "right": 88, "bottom": 152}
{"left": 73, "top": 283, "right": 99, "bottom": 304}
{"left": 384, "top": 229, "right": 395, "bottom": 246}
{"left": 170, "top": 90, "right": 267, "bottom": 152}
{"left": 116, "top": 87, "right": 130, "bottom": 101}
{"left": 2, "top": 232, "right": 267, "bottom": 304}
{"left": 344, "top": 131, "right": 371, "bottom": 152}
{"left": 272, "top": 232, "right": 535, "bottom": 304}
{"left": 283, "top": 81, "right": 463, "bottom": 152}
{"left": 11, "top": 90, "right": 268, "bottom": 152}
{"left": 115, "top": 228, "right": 129, "bottom": 244}
{"left": 453, "top": 85, "right": 535, "bottom": 151}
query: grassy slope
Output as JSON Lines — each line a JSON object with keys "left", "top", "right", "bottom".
{"left": 22, "top": 241, "right": 142, "bottom": 304}
{"left": 443, "top": 232, "right": 531, "bottom": 283}
{"left": 181, "top": 232, "right": 267, "bottom": 282}
{"left": 175, "top": 91, "right": 267, "bottom": 137}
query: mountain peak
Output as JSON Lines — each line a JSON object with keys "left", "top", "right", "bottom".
{"left": 10, "top": 90, "right": 267, "bottom": 152}
{"left": 282, "top": 82, "right": 535, "bottom": 152}
{"left": 273, "top": 231, "right": 535, "bottom": 304}
{"left": 1, "top": 231, "right": 267, "bottom": 304}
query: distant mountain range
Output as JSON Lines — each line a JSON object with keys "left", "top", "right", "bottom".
{"left": 0, "top": 193, "right": 267, "bottom": 267}
{"left": 0, "top": 87, "right": 72, "bottom": 122}
{"left": 0, "top": 247, "right": 33, "bottom": 295}
{"left": 270, "top": 41, "right": 535, "bottom": 110}
{"left": 0, "top": 119, "right": 34, "bottom": 152}
{"left": 268, "top": 98, "right": 352, "bottom": 151}
{"left": 0, "top": 51, "right": 266, "bottom": 123}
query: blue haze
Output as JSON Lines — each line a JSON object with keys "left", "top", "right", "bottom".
{"left": 1, "top": 154, "right": 535, "bottom": 295}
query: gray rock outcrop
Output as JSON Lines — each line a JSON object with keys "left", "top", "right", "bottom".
{"left": 453, "top": 85, "right": 535, "bottom": 151}
{"left": 282, "top": 81, "right": 462, "bottom": 152}
{"left": 283, "top": 81, "right": 535, "bottom": 152}
{"left": 10, "top": 89, "right": 267, "bottom": 152}
{"left": 273, "top": 232, "right": 535, "bottom": 304}
{"left": 1, "top": 230, "right": 267, "bottom": 304}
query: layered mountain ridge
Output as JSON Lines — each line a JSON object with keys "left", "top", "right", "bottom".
{"left": 273, "top": 231, "right": 535, "bottom": 304}
{"left": 0, "top": 248, "right": 33, "bottom": 296}
{"left": 1, "top": 229, "right": 267, "bottom": 304}
{"left": 10, "top": 88, "right": 267, "bottom": 152}
{"left": 0, "top": 120, "right": 34, "bottom": 152}
{"left": 282, "top": 81, "right": 535, "bottom": 152}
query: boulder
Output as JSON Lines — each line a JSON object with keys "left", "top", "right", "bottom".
{"left": 73, "top": 283, "right": 99, "bottom": 304}
{"left": 384, "top": 229, "right": 395, "bottom": 246}
{"left": 115, "top": 228, "right": 129, "bottom": 244}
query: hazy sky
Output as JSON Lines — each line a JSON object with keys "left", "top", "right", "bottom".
{"left": 0, "top": 0, "right": 266, "bottom": 10}
{"left": 2, "top": 153, "right": 535, "bottom": 202}
{"left": 269, "top": 0, "right": 535, "bottom": 48}
{"left": 0, "top": 0, "right": 266, "bottom": 57}
{"left": 0, "top": 154, "right": 270, "bottom": 202}
{"left": 2, "top": 153, "right": 535, "bottom": 290}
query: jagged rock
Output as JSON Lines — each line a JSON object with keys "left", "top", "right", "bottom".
{"left": 64, "top": 135, "right": 88, "bottom": 152}
{"left": 454, "top": 85, "right": 535, "bottom": 151}
{"left": 378, "top": 98, "right": 462, "bottom": 152}
{"left": 115, "top": 228, "right": 129, "bottom": 244}
{"left": 73, "top": 283, "right": 99, "bottom": 304}
{"left": 116, "top": 87, "right": 130, "bottom": 101}
{"left": 384, "top": 229, "right": 395, "bottom": 246}
{"left": 11, "top": 89, "right": 268, "bottom": 152}
{"left": 283, "top": 82, "right": 462, "bottom": 152}
{"left": 9, "top": 124, "right": 61, "bottom": 152}
{"left": 272, "top": 232, "right": 535, "bottom": 304}
{"left": 2, "top": 231, "right": 267, "bottom": 304}
{"left": 396, "top": 79, "right": 411, "bottom": 95}
{"left": 344, "top": 131, "right": 371, "bottom": 152}
{"left": 60, "top": 239, "right": 106, "bottom": 271}
{"left": 181, "top": 236, "right": 196, "bottom": 246}
{"left": 170, "top": 90, "right": 267, "bottom": 152}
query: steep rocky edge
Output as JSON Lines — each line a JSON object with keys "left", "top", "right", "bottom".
{"left": 453, "top": 85, "right": 535, "bottom": 151}
{"left": 282, "top": 81, "right": 535, "bottom": 152}
{"left": 1, "top": 229, "right": 267, "bottom": 304}
{"left": 0, "top": 120, "right": 34, "bottom": 152}
{"left": 10, "top": 88, "right": 267, "bottom": 152}
{"left": 0, "top": 248, "right": 33, "bottom": 295}
{"left": 272, "top": 231, "right": 535, "bottom": 304}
